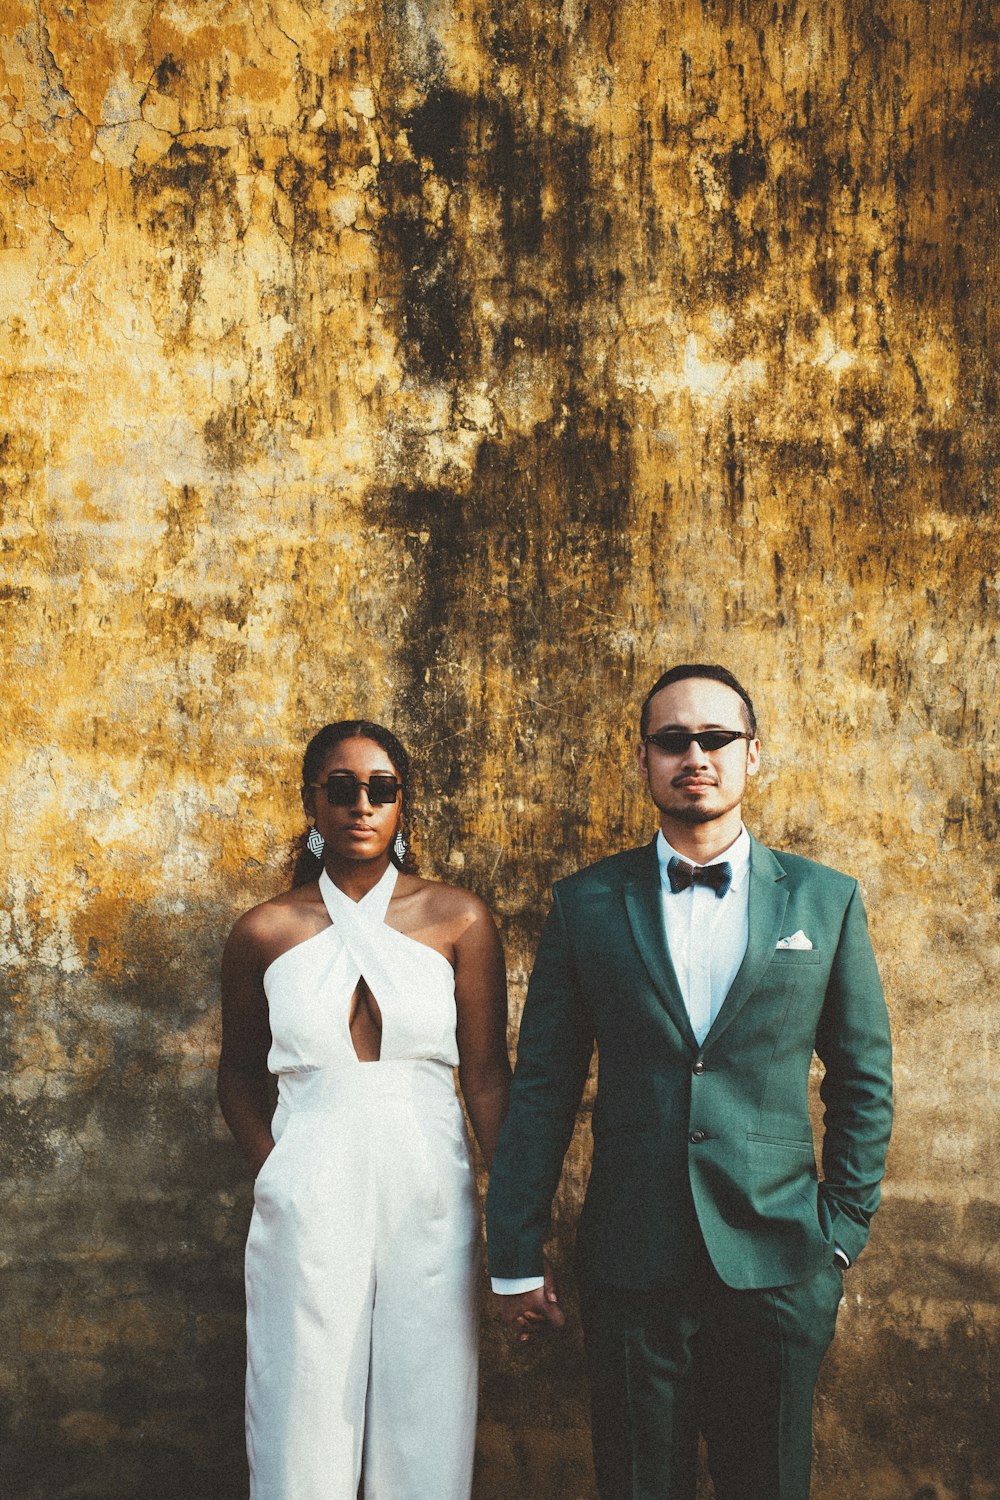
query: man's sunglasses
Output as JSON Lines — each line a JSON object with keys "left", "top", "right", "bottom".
{"left": 310, "top": 773, "right": 402, "bottom": 806}
{"left": 644, "top": 729, "right": 751, "bottom": 754}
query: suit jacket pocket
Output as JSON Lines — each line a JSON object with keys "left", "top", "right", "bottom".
{"left": 767, "top": 949, "right": 823, "bottom": 965}
{"left": 746, "top": 1132, "right": 819, "bottom": 1214}
{"left": 747, "top": 1131, "right": 816, "bottom": 1149}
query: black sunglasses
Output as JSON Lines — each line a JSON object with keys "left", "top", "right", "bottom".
{"left": 644, "top": 729, "right": 751, "bottom": 754}
{"left": 311, "top": 773, "right": 402, "bottom": 807}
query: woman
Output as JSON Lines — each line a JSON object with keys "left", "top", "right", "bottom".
{"left": 218, "top": 720, "right": 511, "bottom": 1500}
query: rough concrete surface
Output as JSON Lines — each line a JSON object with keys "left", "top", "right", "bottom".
{"left": 0, "top": 1, "right": 997, "bottom": 1497}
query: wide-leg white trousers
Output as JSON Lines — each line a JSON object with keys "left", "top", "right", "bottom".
{"left": 245, "top": 1061, "right": 480, "bottom": 1500}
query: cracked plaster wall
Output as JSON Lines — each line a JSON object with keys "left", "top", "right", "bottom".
{"left": 0, "top": 2, "right": 997, "bottom": 1497}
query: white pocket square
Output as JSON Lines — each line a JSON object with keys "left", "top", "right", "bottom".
{"left": 776, "top": 930, "right": 813, "bottom": 950}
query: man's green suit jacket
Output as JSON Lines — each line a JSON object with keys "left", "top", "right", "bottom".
{"left": 486, "top": 834, "right": 893, "bottom": 1290}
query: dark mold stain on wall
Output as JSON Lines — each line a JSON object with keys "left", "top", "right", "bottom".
{"left": 378, "top": 89, "right": 476, "bottom": 377}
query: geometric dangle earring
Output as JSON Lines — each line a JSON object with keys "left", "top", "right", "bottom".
{"left": 393, "top": 830, "right": 407, "bottom": 863}
{"left": 307, "top": 824, "right": 325, "bottom": 858}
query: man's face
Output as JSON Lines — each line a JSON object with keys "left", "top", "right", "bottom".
{"left": 637, "top": 677, "right": 761, "bottom": 827}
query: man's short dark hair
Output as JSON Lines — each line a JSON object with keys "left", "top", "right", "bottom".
{"left": 639, "top": 664, "right": 757, "bottom": 739}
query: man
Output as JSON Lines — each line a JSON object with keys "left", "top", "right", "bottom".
{"left": 485, "top": 664, "right": 892, "bottom": 1500}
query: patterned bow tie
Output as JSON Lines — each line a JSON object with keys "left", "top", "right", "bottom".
{"left": 667, "top": 856, "right": 733, "bottom": 898}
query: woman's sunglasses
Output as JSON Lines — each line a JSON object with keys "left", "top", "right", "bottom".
{"left": 310, "top": 773, "right": 402, "bottom": 807}
{"left": 644, "top": 729, "right": 751, "bottom": 754}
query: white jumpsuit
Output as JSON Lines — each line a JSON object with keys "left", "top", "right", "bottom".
{"left": 244, "top": 865, "right": 480, "bottom": 1500}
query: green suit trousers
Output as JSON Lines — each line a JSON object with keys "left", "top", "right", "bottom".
{"left": 580, "top": 1246, "right": 844, "bottom": 1500}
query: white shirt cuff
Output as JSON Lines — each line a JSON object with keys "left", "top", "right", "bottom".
{"left": 491, "top": 1275, "right": 545, "bottom": 1295}
{"left": 834, "top": 1246, "right": 850, "bottom": 1269}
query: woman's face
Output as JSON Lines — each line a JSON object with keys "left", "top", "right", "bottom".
{"left": 306, "top": 735, "right": 403, "bottom": 866}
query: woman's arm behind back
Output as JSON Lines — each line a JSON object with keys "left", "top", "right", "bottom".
{"left": 451, "top": 893, "right": 511, "bottom": 1168}
{"left": 218, "top": 907, "right": 281, "bottom": 1176}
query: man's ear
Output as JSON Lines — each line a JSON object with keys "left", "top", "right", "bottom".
{"left": 636, "top": 741, "right": 648, "bottom": 777}
{"left": 746, "top": 738, "right": 761, "bottom": 777}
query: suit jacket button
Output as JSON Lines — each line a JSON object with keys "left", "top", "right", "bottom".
{"left": 692, "top": 1060, "right": 705, "bottom": 1074}
{"left": 689, "top": 1129, "right": 706, "bottom": 1143}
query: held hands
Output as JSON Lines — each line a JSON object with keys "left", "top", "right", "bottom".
{"left": 495, "top": 1257, "right": 566, "bottom": 1344}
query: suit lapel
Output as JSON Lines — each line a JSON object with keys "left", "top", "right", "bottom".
{"left": 622, "top": 840, "right": 698, "bottom": 1049}
{"left": 703, "top": 834, "right": 789, "bottom": 1048}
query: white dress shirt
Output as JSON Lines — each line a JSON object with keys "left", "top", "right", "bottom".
{"left": 656, "top": 826, "right": 750, "bottom": 1044}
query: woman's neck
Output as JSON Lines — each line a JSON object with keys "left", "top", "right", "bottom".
{"left": 321, "top": 855, "right": 393, "bottom": 902}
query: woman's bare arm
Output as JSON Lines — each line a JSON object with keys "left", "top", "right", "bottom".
{"left": 218, "top": 910, "right": 278, "bottom": 1175}
{"left": 452, "top": 896, "right": 512, "bottom": 1167}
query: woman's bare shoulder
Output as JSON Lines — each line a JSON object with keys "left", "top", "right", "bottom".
{"left": 395, "top": 872, "right": 496, "bottom": 935}
{"left": 226, "top": 883, "right": 326, "bottom": 954}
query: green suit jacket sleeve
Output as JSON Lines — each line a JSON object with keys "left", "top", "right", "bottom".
{"left": 485, "top": 889, "right": 595, "bottom": 1278}
{"left": 486, "top": 838, "right": 893, "bottom": 1290}
{"left": 813, "top": 881, "right": 892, "bottom": 1264}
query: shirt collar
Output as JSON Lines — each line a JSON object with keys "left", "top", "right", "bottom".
{"left": 656, "top": 826, "right": 751, "bottom": 892}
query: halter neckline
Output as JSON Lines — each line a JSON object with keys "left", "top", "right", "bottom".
{"left": 319, "top": 862, "right": 398, "bottom": 924}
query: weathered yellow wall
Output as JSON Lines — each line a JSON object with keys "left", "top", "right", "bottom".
{"left": 1, "top": 1, "right": 997, "bottom": 1495}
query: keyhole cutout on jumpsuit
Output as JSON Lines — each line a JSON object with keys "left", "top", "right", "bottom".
{"left": 348, "top": 976, "right": 383, "bottom": 1062}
